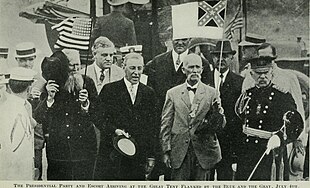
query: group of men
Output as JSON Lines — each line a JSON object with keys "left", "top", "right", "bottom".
{"left": 0, "top": 2, "right": 307, "bottom": 179}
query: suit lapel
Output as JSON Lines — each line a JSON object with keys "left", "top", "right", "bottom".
{"left": 119, "top": 79, "right": 134, "bottom": 107}
{"left": 133, "top": 83, "right": 143, "bottom": 107}
{"left": 180, "top": 83, "right": 191, "bottom": 110}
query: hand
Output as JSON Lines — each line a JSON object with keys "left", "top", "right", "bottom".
{"left": 163, "top": 153, "right": 171, "bottom": 168}
{"left": 115, "top": 129, "right": 130, "bottom": 138}
{"left": 231, "top": 163, "right": 237, "bottom": 172}
{"left": 293, "top": 140, "right": 305, "bottom": 156}
{"left": 266, "top": 135, "right": 281, "bottom": 155}
{"left": 46, "top": 80, "right": 59, "bottom": 101}
{"left": 31, "top": 87, "right": 41, "bottom": 99}
{"left": 79, "top": 89, "right": 89, "bottom": 107}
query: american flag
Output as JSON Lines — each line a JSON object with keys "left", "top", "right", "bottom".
{"left": 198, "top": 0, "right": 227, "bottom": 28}
{"left": 52, "top": 17, "right": 92, "bottom": 50}
{"left": 225, "top": 6, "right": 243, "bottom": 40}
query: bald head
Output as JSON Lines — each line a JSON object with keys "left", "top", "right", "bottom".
{"left": 183, "top": 53, "right": 202, "bottom": 68}
{"left": 182, "top": 53, "right": 203, "bottom": 85}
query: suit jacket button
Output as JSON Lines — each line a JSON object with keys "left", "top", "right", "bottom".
{"left": 66, "top": 124, "right": 70, "bottom": 128}
{"left": 67, "top": 136, "right": 70, "bottom": 139}
{"left": 65, "top": 113, "right": 69, "bottom": 116}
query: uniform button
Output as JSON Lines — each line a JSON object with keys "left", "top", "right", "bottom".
{"left": 65, "top": 113, "right": 69, "bottom": 116}
{"left": 246, "top": 106, "right": 249, "bottom": 109}
{"left": 271, "top": 92, "right": 274, "bottom": 96}
{"left": 265, "top": 105, "right": 268, "bottom": 109}
{"left": 258, "top": 125, "right": 262, "bottom": 129}
{"left": 248, "top": 92, "right": 252, "bottom": 96}
{"left": 78, "top": 124, "right": 81, "bottom": 126}
{"left": 259, "top": 120, "right": 263, "bottom": 123}
{"left": 246, "top": 138, "right": 249, "bottom": 142}
{"left": 269, "top": 97, "right": 273, "bottom": 100}
{"left": 66, "top": 124, "right": 69, "bottom": 128}
{"left": 79, "top": 136, "right": 82, "bottom": 138}
{"left": 246, "top": 119, "right": 249, "bottom": 123}
{"left": 189, "top": 126, "right": 192, "bottom": 129}
{"left": 263, "top": 110, "right": 267, "bottom": 114}
{"left": 246, "top": 111, "right": 249, "bottom": 114}
{"left": 246, "top": 124, "right": 249, "bottom": 127}
{"left": 76, "top": 99, "right": 79, "bottom": 102}
{"left": 255, "top": 140, "right": 258, "bottom": 143}
{"left": 67, "top": 136, "right": 70, "bottom": 139}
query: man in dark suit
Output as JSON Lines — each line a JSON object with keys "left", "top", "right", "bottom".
{"left": 34, "top": 49, "right": 98, "bottom": 180}
{"left": 205, "top": 40, "right": 244, "bottom": 180}
{"left": 92, "top": 0, "right": 137, "bottom": 49}
{"left": 160, "top": 53, "right": 225, "bottom": 180}
{"left": 94, "top": 52, "right": 157, "bottom": 180}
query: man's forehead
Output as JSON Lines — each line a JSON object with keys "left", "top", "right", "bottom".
{"left": 97, "top": 47, "right": 115, "bottom": 54}
{"left": 17, "top": 55, "right": 36, "bottom": 60}
{"left": 126, "top": 58, "right": 143, "bottom": 66}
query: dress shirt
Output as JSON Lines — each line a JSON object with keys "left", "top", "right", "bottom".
{"left": 214, "top": 69, "right": 229, "bottom": 90}
{"left": 172, "top": 49, "right": 188, "bottom": 71}
{"left": 94, "top": 63, "right": 109, "bottom": 84}
{"left": 186, "top": 82, "right": 199, "bottom": 104}
{"left": 124, "top": 78, "right": 139, "bottom": 104}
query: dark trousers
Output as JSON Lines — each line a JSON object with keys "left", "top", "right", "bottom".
{"left": 171, "top": 143, "right": 211, "bottom": 180}
{"left": 95, "top": 149, "right": 145, "bottom": 180}
{"left": 210, "top": 159, "right": 234, "bottom": 180}
{"left": 47, "top": 159, "right": 95, "bottom": 180}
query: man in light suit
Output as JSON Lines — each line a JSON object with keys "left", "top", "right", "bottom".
{"left": 160, "top": 53, "right": 226, "bottom": 180}
{"left": 94, "top": 52, "right": 157, "bottom": 180}
{"left": 80, "top": 36, "right": 125, "bottom": 94}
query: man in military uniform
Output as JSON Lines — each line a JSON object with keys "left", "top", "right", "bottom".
{"left": 34, "top": 49, "right": 97, "bottom": 180}
{"left": 235, "top": 45, "right": 304, "bottom": 180}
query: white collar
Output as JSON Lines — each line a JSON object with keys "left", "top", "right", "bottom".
{"left": 94, "top": 62, "right": 110, "bottom": 80}
{"left": 186, "top": 81, "right": 199, "bottom": 89}
{"left": 172, "top": 49, "right": 188, "bottom": 71}
{"left": 214, "top": 69, "right": 229, "bottom": 82}
{"left": 124, "top": 78, "right": 139, "bottom": 89}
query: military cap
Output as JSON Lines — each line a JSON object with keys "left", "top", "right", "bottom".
{"left": 238, "top": 33, "right": 266, "bottom": 46}
{"left": 9, "top": 67, "right": 36, "bottom": 81}
{"left": 107, "top": 0, "right": 129, "bottom": 6}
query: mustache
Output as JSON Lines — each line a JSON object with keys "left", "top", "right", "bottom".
{"left": 64, "top": 72, "right": 83, "bottom": 93}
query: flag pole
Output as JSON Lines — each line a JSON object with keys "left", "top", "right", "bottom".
{"left": 217, "top": 0, "right": 228, "bottom": 93}
{"left": 83, "top": 0, "right": 96, "bottom": 88}
{"left": 238, "top": 0, "right": 244, "bottom": 73}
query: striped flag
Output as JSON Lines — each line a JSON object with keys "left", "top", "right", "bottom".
{"left": 52, "top": 17, "right": 92, "bottom": 50}
{"left": 225, "top": 6, "right": 243, "bottom": 40}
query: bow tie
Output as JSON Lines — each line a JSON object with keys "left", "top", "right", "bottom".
{"left": 187, "top": 87, "right": 197, "bottom": 93}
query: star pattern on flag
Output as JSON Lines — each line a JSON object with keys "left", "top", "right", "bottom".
{"left": 198, "top": 0, "right": 226, "bottom": 28}
{"left": 72, "top": 18, "right": 92, "bottom": 37}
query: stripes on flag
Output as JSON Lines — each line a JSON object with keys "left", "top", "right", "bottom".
{"left": 52, "top": 17, "right": 92, "bottom": 50}
{"left": 225, "top": 6, "right": 243, "bottom": 40}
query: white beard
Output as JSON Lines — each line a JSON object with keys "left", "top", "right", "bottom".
{"left": 64, "top": 72, "right": 83, "bottom": 94}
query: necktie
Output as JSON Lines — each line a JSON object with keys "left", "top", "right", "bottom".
{"left": 129, "top": 84, "right": 136, "bottom": 104}
{"left": 176, "top": 54, "right": 181, "bottom": 66}
{"left": 187, "top": 87, "right": 197, "bottom": 94}
{"left": 219, "top": 73, "right": 224, "bottom": 87}
{"left": 99, "top": 69, "right": 105, "bottom": 83}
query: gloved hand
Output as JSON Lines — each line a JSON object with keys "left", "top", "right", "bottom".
{"left": 266, "top": 135, "right": 281, "bottom": 155}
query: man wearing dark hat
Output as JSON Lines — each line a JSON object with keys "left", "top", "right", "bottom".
{"left": 234, "top": 44, "right": 304, "bottom": 180}
{"left": 34, "top": 49, "right": 97, "bottom": 180}
{"left": 205, "top": 40, "right": 244, "bottom": 180}
{"left": 92, "top": 0, "right": 137, "bottom": 49}
{"left": 238, "top": 33, "right": 266, "bottom": 72}
{"left": 0, "top": 67, "right": 37, "bottom": 180}
{"left": 94, "top": 52, "right": 157, "bottom": 180}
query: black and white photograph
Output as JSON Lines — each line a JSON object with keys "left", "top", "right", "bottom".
{"left": 0, "top": 0, "right": 309, "bottom": 186}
